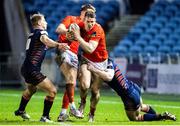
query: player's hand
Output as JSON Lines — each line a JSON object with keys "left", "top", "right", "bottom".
{"left": 58, "top": 43, "right": 70, "bottom": 51}
{"left": 70, "top": 23, "right": 81, "bottom": 40}
{"left": 66, "top": 30, "right": 76, "bottom": 41}
{"left": 66, "top": 23, "right": 80, "bottom": 41}
{"left": 87, "top": 63, "right": 96, "bottom": 72}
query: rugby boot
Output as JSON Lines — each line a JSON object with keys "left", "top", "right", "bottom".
{"left": 14, "top": 110, "right": 30, "bottom": 120}
{"left": 57, "top": 113, "right": 69, "bottom": 122}
{"left": 161, "top": 111, "right": 176, "bottom": 121}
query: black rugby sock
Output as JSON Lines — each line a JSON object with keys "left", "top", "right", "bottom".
{"left": 18, "top": 96, "right": 30, "bottom": 111}
{"left": 42, "top": 96, "right": 54, "bottom": 117}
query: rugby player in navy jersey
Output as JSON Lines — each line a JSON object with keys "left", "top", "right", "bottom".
{"left": 87, "top": 58, "right": 176, "bottom": 122}
{"left": 14, "top": 13, "right": 69, "bottom": 123}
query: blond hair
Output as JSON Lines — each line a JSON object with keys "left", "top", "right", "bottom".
{"left": 30, "top": 13, "right": 44, "bottom": 26}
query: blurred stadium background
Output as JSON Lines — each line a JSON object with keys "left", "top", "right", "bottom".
{"left": 0, "top": 0, "right": 180, "bottom": 95}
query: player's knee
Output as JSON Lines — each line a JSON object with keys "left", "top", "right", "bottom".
{"left": 91, "top": 86, "right": 100, "bottom": 95}
{"left": 52, "top": 88, "right": 57, "bottom": 96}
{"left": 67, "top": 79, "right": 76, "bottom": 84}
{"left": 129, "top": 115, "right": 141, "bottom": 121}
{"left": 30, "top": 89, "right": 37, "bottom": 95}
{"left": 80, "top": 81, "right": 89, "bottom": 91}
{"left": 25, "top": 88, "right": 37, "bottom": 97}
{"left": 66, "top": 74, "right": 76, "bottom": 84}
{"left": 49, "top": 87, "right": 57, "bottom": 98}
{"left": 136, "top": 114, "right": 144, "bottom": 121}
{"left": 91, "top": 90, "right": 100, "bottom": 99}
{"left": 80, "top": 86, "right": 88, "bottom": 94}
{"left": 127, "top": 113, "right": 137, "bottom": 121}
{"left": 128, "top": 116, "right": 137, "bottom": 121}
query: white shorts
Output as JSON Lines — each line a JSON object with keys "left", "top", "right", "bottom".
{"left": 61, "top": 50, "right": 78, "bottom": 69}
{"left": 82, "top": 57, "right": 108, "bottom": 71}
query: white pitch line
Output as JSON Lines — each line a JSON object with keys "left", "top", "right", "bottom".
{"left": 26, "top": 119, "right": 72, "bottom": 126}
{"left": 0, "top": 93, "right": 180, "bottom": 109}
{"left": 101, "top": 100, "right": 180, "bottom": 109}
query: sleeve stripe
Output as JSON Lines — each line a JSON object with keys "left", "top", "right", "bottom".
{"left": 40, "top": 31, "right": 48, "bottom": 35}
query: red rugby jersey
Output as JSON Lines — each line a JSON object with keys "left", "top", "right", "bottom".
{"left": 81, "top": 23, "right": 108, "bottom": 62}
{"left": 58, "top": 16, "right": 83, "bottom": 54}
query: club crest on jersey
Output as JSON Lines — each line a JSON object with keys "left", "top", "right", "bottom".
{"left": 91, "top": 32, "right": 96, "bottom": 37}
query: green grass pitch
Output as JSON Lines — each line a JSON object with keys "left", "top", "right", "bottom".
{"left": 0, "top": 89, "right": 180, "bottom": 125}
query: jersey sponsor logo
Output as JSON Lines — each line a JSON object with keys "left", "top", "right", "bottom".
{"left": 91, "top": 32, "right": 96, "bottom": 37}
{"left": 86, "top": 32, "right": 97, "bottom": 39}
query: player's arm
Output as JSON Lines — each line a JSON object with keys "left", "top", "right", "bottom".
{"left": 77, "top": 37, "right": 98, "bottom": 54}
{"left": 56, "top": 16, "right": 71, "bottom": 34}
{"left": 55, "top": 23, "right": 68, "bottom": 34}
{"left": 40, "top": 35, "right": 69, "bottom": 50}
{"left": 71, "top": 24, "right": 98, "bottom": 53}
{"left": 87, "top": 64, "right": 114, "bottom": 81}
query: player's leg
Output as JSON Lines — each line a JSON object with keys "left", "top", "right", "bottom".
{"left": 57, "top": 90, "right": 69, "bottom": 122}
{"left": 56, "top": 50, "right": 82, "bottom": 120}
{"left": 125, "top": 83, "right": 142, "bottom": 121}
{"left": 58, "top": 62, "right": 83, "bottom": 120}
{"left": 56, "top": 52, "right": 70, "bottom": 121}
{"left": 78, "top": 64, "right": 91, "bottom": 114}
{"left": 88, "top": 74, "right": 102, "bottom": 122}
{"left": 126, "top": 107, "right": 162, "bottom": 121}
{"left": 61, "top": 63, "right": 77, "bottom": 110}
{"left": 126, "top": 102, "right": 176, "bottom": 121}
{"left": 133, "top": 84, "right": 156, "bottom": 114}
{"left": 141, "top": 99, "right": 176, "bottom": 121}
{"left": 58, "top": 62, "right": 71, "bottom": 120}
{"left": 141, "top": 103, "right": 156, "bottom": 114}
{"left": 126, "top": 109, "right": 176, "bottom": 121}
{"left": 126, "top": 109, "right": 140, "bottom": 121}
{"left": 126, "top": 108, "right": 160, "bottom": 121}
{"left": 15, "top": 83, "right": 37, "bottom": 120}
{"left": 37, "top": 78, "right": 57, "bottom": 122}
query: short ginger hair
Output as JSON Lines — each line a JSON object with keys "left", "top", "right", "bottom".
{"left": 81, "top": 4, "right": 96, "bottom": 12}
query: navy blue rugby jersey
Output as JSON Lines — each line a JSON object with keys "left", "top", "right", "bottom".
{"left": 23, "top": 29, "right": 48, "bottom": 71}
{"left": 106, "top": 59, "right": 135, "bottom": 96}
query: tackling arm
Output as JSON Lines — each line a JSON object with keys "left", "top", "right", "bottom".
{"left": 87, "top": 64, "right": 114, "bottom": 81}
{"left": 40, "top": 35, "right": 69, "bottom": 50}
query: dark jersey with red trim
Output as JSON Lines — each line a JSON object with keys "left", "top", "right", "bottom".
{"left": 23, "top": 29, "right": 48, "bottom": 71}
{"left": 106, "top": 59, "right": 141, "bottom": 110}
{"left": 106, "top": 59, "right": 132, "bottom": 95}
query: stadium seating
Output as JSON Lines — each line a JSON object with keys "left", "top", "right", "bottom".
{"left": 113, "top": 45, "right": 128, "bottom": 57}
{"left": 144, "top": 46, "right": 157, "bottom": 54}
{"left": 118, "top": 39, "right": 133, "bottom": 48}
{"left": 22, "top": 0, "right": 120, "bottom": 58}
{"left": 22, "top": 0, "right": 120, "bottom": 40}
{"left": 112, "top": 0, "right": 180, "bottom": 64}
{"left": 135, "top": 40, "right": 148, "bottom": 48}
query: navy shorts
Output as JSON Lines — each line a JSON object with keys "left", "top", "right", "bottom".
{"left": 124, "top": 83, "right": 141, "bottom": 111}
{"left": 21, "top": 65, "right": 46, "bottom": 85}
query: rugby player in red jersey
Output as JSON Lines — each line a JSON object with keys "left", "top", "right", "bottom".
{"left": 55, "top": 4, "right": 96, "bottom": 122}
{"left": 71, "top": 11, "right": 108, "bottom": 122}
